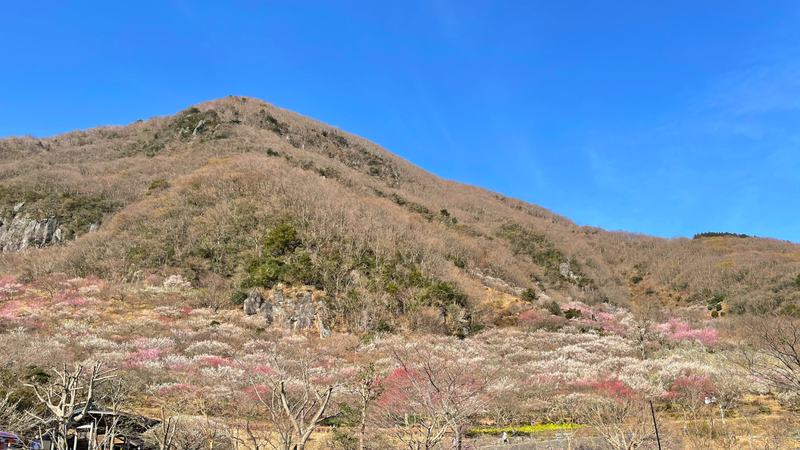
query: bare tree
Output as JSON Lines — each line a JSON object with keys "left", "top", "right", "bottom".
{"left": 94, "top": 377, "right": 133, "bottom": 450}
{"left": 0, "top": 393, "right": 37, "bottom": 442}
{"left": 148, "top": 406, "right": 180, "bottom": 450}
{"left": 353, "top": 363, "right": 383, "bottom": 450}
{"left": 195, "top": 272, "right": 230, "bottom": 313}
{"left": 24, "top": 362, "right": 117, "bottom": 450}
{"left": 739, "top": 316, "right": 800, "bottom": 395}
{"left": 246, "top": 343, "right": 340, "bottom": 450}
{"left": 580, "top": 396, "right": 657, "bottom": 450}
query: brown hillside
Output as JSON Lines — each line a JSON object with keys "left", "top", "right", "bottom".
{"left": 0, "top": 96, "right": 797, "bottom": 330}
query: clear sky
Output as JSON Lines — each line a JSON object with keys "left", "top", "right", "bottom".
{"left": 1, "top": 1, "right": 798, "bottom": 241}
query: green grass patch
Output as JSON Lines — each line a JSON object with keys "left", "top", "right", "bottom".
{"left": 468, "top": 424, "right": 583, "bottom": 437}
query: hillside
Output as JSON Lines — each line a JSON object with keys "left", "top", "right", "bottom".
{"left": 0, "top": 96, "right": 797, "bottom": 332}
{"left": 2, "top": 96, "right": 800, "bottom": 449}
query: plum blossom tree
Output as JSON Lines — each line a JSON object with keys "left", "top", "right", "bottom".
{"left": 373, "top": 339, "right": 496, "bottom": 450}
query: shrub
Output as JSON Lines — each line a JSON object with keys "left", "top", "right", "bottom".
{"left": 243, "top": 257, "right": 286, "bottom": 289}
{"left": 780, "top": 304, "right": 800, "bottom": 318}
{"left": 564, "top": 308, "right": 582, "bottom": 320}
{"left": 263, "top": 223, "right": 301, "bottom": 256}
{"left": 146, "top": 179, "right": 170, "bottom": 196}
{"left": 630, "top": 276, "right": 643, "bottom": 284}
{"left": 520, "top": 288, "right": 537, "bottom": 303}
{"left": 422, "top": 282, "right": 468, "bottom": 308}
{"left": 283, "top": 252, "right": 320, "bottom": 287}
{"left": 543, "top": 300, "right": 563, "bottom": 316}
{"left": 230, "top": 290, "right": 247, "bottom": 306}
{"left": 256, "top": 110, "right": 289, "bottom": 135}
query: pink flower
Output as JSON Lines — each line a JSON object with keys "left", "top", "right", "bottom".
{"left": 655, "top": 318, "right": 717, "bottom": 346}
{"left": 126, "top": 348, "right": 163, "bottom": 364}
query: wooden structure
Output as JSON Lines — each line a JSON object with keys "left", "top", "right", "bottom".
{"left": 64, "top": 408, "right": 160, "bottom": 450}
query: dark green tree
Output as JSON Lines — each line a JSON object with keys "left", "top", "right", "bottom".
{"left": 263, "top": 223, "right": 301, "bottom": 256}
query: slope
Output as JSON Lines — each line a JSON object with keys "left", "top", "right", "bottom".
{"left": 0, "top": 96, "right": 797, "bottom": 332}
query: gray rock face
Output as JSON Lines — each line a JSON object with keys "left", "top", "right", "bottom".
{"left": 0, "top": 214, "right": 61, "bottom": 252}
{"left": 559, "top": 262, "right": 579, "bottom": 280}
{"left": 192, "top": 120, "right": 205, "bottom": 136}
{"left": 243, "top": 289, "right": 262, "bottom": 315}
{"left": 255, "top": 289, "right": 331, "bottom": 338}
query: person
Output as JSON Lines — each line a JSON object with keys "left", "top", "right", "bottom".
{"left": 502, "top": 431, "right": 508, "bottom": 444}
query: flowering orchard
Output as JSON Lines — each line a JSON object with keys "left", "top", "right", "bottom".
{"left": 0, "top": 274, "right": 793, "bottom": 449}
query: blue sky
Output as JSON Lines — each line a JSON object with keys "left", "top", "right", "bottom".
{"left": 1, "top": 1, "right": 798, "bottom": 242}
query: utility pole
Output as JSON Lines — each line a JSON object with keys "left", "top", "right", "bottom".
{"left": 650, "top": 400, "right": 662, "bottom": 450}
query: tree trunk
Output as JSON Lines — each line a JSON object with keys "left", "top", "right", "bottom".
{"left": 359, "top": 399, "right": 368, "bottom": 450}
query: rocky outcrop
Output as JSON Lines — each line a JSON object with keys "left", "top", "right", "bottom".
{"left": 192, "top": 120, "right": 205, "bottom": 136}
{"left": 559, "top": 262, "right": 579, "bottom": 280}
{"left": 246, "top": 288, "right": 331, "bottom": 338}
{"left": 243, "top": 289, "right": 262, "bottom": 315}
{"left": 0, "top": 213, "right": 62, "bottom": 252}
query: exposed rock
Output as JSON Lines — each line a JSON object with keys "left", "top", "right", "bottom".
{"left": 13, "top": 202, "right": 24, "bottom": 213}
{"left": 243, "top": 289, "right": 262, "bottom": 315}
{"left": 192, "top": 120, "right": 205, "bottom": 136}
{"left": 319, "top": 319, "right": 331, "bottom": 339}
{"left": 0, "top": 214, "right": 59, "bottom": 252}
{"left": 559, "top": 262, "right": 579, "bottom": 280}
{"left": 316, "top": 298, "right": 331, "bottom": 338}
{"left": 88, "top": 223, "right": 100, "bottom": 233}
{"left": 253, "top": 288, "right": 331, "bottom": 338}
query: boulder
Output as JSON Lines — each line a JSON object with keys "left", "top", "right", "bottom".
{"left": 243, "top": 289, "right": 262, "bottom": 315}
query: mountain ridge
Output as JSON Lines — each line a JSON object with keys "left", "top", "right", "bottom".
{"left": 0, "top": 95, "right": 797, "bottom": 331}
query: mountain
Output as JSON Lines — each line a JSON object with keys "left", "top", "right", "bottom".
{"left": 0, "top": 96, "right": 798, "bottom": 332}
